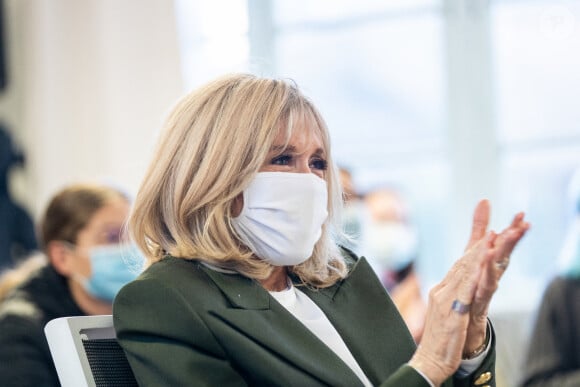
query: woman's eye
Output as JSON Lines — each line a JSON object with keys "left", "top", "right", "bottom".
{"left": 271, "top": 155, "right": 292, "bottom": 165}
{"left": 103, "top": 229, "right": 122, "bottom": 244}
{"left": 310, "top": 158, "right": 328, "bottom": 171}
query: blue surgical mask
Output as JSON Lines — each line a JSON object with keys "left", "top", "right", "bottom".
{"left": 78, "top": 244, "right": 144, "bottom": 302}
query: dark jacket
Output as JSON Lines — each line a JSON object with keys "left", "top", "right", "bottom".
{"left": 114, "top": 254, "right": 496, "bottom": 386}
{"left": 0, "top": 197, "right": 37, "bottom": 271}
{"left": 0, "top": 127, "right": 38, "bottom": 271}
{"left": 0, "top": 265, "right": 85, "bottom": 386}
{"left": 521, "top": 275, "right": 580, "bottom": 387}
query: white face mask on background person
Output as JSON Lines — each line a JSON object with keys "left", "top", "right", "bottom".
{"left": 232, "top": 172, "right": 328, "bottom": 266}
{"left": 342, "top": 200, "right": 363, "bottom": 239}
{"left": 362, "top": 221, "right": 418, "bottom": 272}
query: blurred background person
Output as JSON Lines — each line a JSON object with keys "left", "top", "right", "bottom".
{"left": 520, "top": 168, "right": 580, "bottom": 387}
{"left": 360, "top": 187, "right": 427, "bottom": 343}
{"left": 0, "top": 125, "right": 37, "bottom": 272}
{"left": 0, "top": 183, "right": 142, "bottom": 387}
{"left": 338, "top": 165, "right": 363, "bottom": 250}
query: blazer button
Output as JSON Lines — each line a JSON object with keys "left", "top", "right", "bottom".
{"left": 474, "top": 371, "right": 492, "bottom": 385}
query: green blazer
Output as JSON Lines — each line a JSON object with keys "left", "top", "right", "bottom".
{"left": 113, "top": 254, "right": 496, "bottom": 386}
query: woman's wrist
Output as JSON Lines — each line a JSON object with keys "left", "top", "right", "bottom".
{"left": 408, "top": 349, "right": 447, "bottom": 387}
{"left": 462, "top": 340, "right": 487, "bottom": 360}
{"left": 462, "top": 320, "right": 489, "bottom": 359}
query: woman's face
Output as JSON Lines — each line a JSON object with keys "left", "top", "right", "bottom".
{"left": 260, "top": 118, "right": 328, "bottom": 179}
{"left": 231, "top": 118, "right": 328, "bottom": 217}
{"left": 68, "top": 198, "right": 130, "bottom": 279}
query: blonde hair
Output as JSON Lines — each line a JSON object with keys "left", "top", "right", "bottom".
{"left": 130, "top": 73, "right": 348, "bottom": 287}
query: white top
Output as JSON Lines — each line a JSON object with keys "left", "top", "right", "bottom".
{"left": 269, "top": 285, "right": 373, "bottom": 387}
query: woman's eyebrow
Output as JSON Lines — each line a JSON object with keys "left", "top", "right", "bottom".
{"left": 313, "top": 148, "right": 325, "bottom": 157}
{"left": 269, "top": 145, "right": 295, "bottom": 153}
{"left": 268, "top": 145, "right": 325, "bottom": 156}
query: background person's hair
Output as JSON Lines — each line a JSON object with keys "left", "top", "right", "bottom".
{"left": 0, "top": 184, "right": 129, "bottom": 300}
{"left": 40, "top": 183, "right": 129, "bottom": 248}
{"left": 130, "top": 73, "right": 348, "bottom": 287}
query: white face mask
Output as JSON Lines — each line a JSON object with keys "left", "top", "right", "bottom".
{"left": 363, "top": 221, "right": 418, "bottom": 272}
{"left": 342, "top": 201, "right": 362, "bottom": 238}
{"left": 232, "top": 172, "right": 328, "bottom": 266}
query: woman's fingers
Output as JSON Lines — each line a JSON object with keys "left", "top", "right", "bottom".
{"left": 471, "top": 249, "right": 498, "bottom": 314}
{"left": 465, "top": 199, "right": 490, "bottom": 252}
{"left": 510, "top": 212, "right": 526, "bottom": 228}
{"left": 435, "top": 229, "right": 493, "bottom": 313}
{"left": 490, "top": 213, "right": 530, "bottom": 271}
{"left": 464, "top": 212, "right": 530, "bottom": 353}
{"left": 414, "top": 233, "right": 490, "bottom": 378}
{"left": 473, "top": 214, "right": 529, "bottom": 304}
{"left": 411, "top": 241, "right": 488, "bottom": 383}
{"left": 412, "top": 204, "right": 530, "bottom": 384}
{"left": 453, "top": 236, "right": 490, "bottom": 307}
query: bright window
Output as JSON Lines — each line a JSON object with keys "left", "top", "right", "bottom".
{"left": 174, "top": 0, "right": 580, "bottom": 305}
{"left": 491, "top": 0, "right": 580, "bottom": 308}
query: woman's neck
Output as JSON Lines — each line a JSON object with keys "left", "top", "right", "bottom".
{"left": 260, "top": 266, "right": 290, "bottom": 291}
{"left": 68, "top": 279, "right": 113, "bottom": 315}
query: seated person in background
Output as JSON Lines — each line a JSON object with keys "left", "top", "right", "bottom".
{"left": 361, "top": 187, "right": 427, "bottom": 343}
{"left": 0, "top": 183, "right": 141, "bottom": 387}
{"left": 114, "top": 73, "right": 530, "bottom": 387}
{"left": 0, "top": 126, "right": 38, "bottom": 272}
{"left": 338, "top": 165, "right": 363, "bottom": 248}
{"left": 521, "top": 170, "right": 580, "bottom": 387}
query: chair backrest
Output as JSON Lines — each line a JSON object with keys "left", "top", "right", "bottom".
{"left": 44, "top": 315, "right": 137, "bottom": 387}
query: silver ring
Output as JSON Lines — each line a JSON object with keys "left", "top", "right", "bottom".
{"left": 496, "top": 256, "right": 510, "bottom": 270}
{"left": 451, "top": 299, "right": 471, "bottom": 315}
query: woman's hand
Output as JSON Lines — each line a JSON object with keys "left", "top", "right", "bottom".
{"left": 408, "top": 200, "right": 529, "bottom": 385}
{"left": 462, "top": 200, "right": 529, "bottom": 355}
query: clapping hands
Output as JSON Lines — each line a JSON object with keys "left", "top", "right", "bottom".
{"left": 409, "top": 200, "right": 530, "bottom": 385}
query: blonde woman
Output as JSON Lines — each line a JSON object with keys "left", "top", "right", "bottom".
{"left": 0, "top": 183, "right": 141, "bottom": 386}
{"left": 114, "top": 74, "right": 529, "bottom": 387}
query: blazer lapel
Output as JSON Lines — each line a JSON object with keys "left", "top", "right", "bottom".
{"left": 202, "top": 266, "right": 365, "bottom": 386}
{"left": 301, "top": 257, "right": 417, "bottom": 386}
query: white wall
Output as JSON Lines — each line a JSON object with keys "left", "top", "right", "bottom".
{"left": 1, "top": 0, "right": 183, "bottom": 218}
